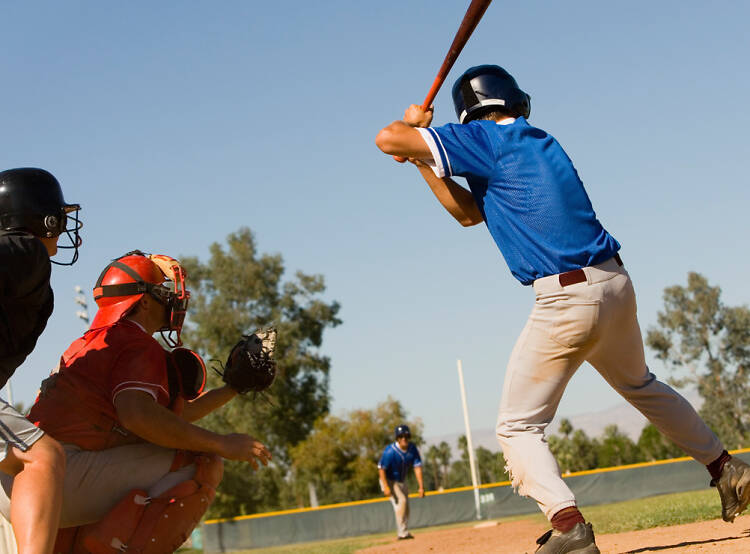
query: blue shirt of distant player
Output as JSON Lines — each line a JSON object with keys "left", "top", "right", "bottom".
{"left": 378, "top": 442, "right": 422, "bottom": 483}
{"left": 417, "top": 118, "right": 620, "bottom": 285}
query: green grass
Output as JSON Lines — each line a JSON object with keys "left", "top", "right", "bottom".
{"left": 217, "top": 488, "right": 723, "bottom": 553}
{"left": 584, "top": 488, "right": 722, "bottom": 534}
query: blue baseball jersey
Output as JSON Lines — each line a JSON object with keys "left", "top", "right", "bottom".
{"left": 417, "top": 118, "right": 620, "bottom": 285}
{"left": 378, "top": 442, "right": 422, "bottom": 482}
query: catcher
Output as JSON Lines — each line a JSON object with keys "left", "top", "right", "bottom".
{"left": 0, "top": 250, "right": 277, "bottom": 553}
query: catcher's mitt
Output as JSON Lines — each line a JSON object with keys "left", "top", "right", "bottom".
{"left": 219, "top": 328, "right": 277, "bottom": 394}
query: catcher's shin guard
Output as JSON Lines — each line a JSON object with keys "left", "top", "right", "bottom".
{"left": 76, "top": 455, "right": 223, "bottom": 553}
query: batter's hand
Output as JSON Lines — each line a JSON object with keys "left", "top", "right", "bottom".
{"left": 383, "top": 485, "right": 392, "bottom": 497}
{"left": 418, "top": 487, "right": 425, "bottom": 498}
{"left": 219, "top": 433, "right": 272, "bottom": 470}
{"left": 403, "top": 104, "right": 433, "bottom": 128}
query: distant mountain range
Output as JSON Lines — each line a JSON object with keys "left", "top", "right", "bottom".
{"left": 424, "top": 389, "right": 702, "bottom": 454}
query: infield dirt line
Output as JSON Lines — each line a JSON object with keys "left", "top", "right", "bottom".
{"left": 357, "top": 514, "right": 750, "bottom": 553}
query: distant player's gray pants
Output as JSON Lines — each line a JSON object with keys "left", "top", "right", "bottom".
{"left": 387, "top": 480, "right": 410, "bottom": 537}
{"left": 496, "top": 257, "right": 724, "bottom": 519}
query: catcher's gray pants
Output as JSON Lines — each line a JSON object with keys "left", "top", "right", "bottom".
{"left": 0, "top": 442, "right": 195, "bottom": 527}
{"left": 496, "top": 256, "right": 724, "bottom": 519}
{"left": 387, "top": 480, "right": 410, "bottom": 537}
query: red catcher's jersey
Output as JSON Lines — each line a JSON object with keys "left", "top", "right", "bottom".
{"left": 28, "top": 320, "right": 170, "bottom": 449}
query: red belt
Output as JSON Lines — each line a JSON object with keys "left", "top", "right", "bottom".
{"left": 558, "top": 253, "right": 623, "bottom": 287}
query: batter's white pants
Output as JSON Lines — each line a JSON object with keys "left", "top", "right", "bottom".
{"left": 496, "top": 256, "right": 724, "bottom": 519}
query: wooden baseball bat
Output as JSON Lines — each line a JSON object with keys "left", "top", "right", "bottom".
{"left": 394, "top": 0, "right": 493, "bottom": 163}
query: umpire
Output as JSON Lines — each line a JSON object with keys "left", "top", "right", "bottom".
{"left": 0, "top": 167, "right": 81, "bottom": 553}
{"left": 378, "top": 425, "right": 425, "bottom": 540}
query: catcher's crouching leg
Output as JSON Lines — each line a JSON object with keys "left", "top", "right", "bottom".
{"left": 71, "top": 454, "right": 223, "bottom": 554}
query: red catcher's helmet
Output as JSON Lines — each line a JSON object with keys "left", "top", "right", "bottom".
{"left": 90, "top": 250, "right": 189, "bottom": 346}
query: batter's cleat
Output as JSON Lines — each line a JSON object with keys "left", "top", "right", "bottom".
{"left": 535, "top": 522, "right": 600, "bottom": 553}
{"left": 713, "top": 457, "right": 750, "bottom": 522}
{"left": 397, "top": 533, "right": 414, "bottom": 540}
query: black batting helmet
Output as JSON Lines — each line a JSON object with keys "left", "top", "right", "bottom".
{"left": 395, "top": 425, "right": 411, "bottom": 439}
{"left": 452, "top": 65, "right": 531, "bottom": 124}
{"left": 0, "top": 168, "right": 82, "bottom": 265}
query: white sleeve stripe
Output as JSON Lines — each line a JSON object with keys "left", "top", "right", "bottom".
{"left": 112, "top": 386, "right": 159, "bottom": 402}
{"left": 429, "top": 128, "right": 453, "bottom": 177}
{"left": 112, "top": 381, "right": 168, "bottom": 396}
{"left": 416, "top": 128, "right": 446, "bottom": 179}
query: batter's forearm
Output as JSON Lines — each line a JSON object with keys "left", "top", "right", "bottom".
{"left": 376, "top": 121, "right": 433, "bottom": 159}
{"left": 416, "top": 164, "right": 483, "bottom": 226}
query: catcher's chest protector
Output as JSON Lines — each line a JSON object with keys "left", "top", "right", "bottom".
{"left": 55, "top": 455, "right": 223, "bottom": 554}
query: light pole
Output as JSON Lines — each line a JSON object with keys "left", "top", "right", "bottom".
{"left": 74, "top": 285, "right": 89, "bottom": 326}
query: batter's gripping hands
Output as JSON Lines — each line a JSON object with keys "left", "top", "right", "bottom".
{"left": 220, "top": 328, "right": 278, "bottom": 394}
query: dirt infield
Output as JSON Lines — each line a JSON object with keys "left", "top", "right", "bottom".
{"left": 357, "top": 515, "right": 750, "bottom": 553}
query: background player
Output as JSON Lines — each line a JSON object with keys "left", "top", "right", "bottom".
{"left": 378, "top": 424, "right": 424, "bottom": 540}
{"left": 375, "top": 65, "right": 750, "bottom": 553}
{"left": 0, "top": 167, "right": 81, "bottom": 554}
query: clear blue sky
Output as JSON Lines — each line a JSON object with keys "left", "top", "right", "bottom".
{"left": 2, "top": 1, "right": 749, "bottom": 442}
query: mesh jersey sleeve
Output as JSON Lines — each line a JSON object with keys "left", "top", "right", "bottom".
{"left": 378, "top": 446, "right": 390, "bottom": 469}
{"left": 416, "top": 122, "right": 496, "bottom": 179}
{"left": 411, "top": 444, "right": 422, "bottom": 467}
{"left": 109, "top": 340, "right": 170, "bottom": 405}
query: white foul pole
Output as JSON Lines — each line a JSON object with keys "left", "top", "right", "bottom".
{"left": 457, "top": 359, "right": 481, "bottom": 519}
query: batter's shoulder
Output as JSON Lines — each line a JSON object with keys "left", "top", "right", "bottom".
{"left": 0, "top": 231, "right": 49, "bottom": 265}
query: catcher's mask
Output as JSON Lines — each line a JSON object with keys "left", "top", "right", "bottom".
{"left": 0, "top": 167, "right": 83, "bottom": 265}
{"left": 167, "top": 348, "right": 206, "bottom": 401}
{"left": 91, "top": 250, "right": 190, "bottom": 346}
{"left": 452, "top": 65, "right": 531, "bottom": 124}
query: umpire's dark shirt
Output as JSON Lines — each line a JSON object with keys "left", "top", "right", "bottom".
{"left": 0, "top": 231, "right": 54, "bottom": 388}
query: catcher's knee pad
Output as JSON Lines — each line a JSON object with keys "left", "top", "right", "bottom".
{"left": 76, "top": 455, "right": 223, "bottom": 553}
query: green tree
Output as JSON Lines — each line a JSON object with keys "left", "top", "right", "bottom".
{"left": 180, "top": 227, "right": 341, "bottom": 516}
{"left": 444, "top": 436, "right": 507, "bottom": 487}
{"left": 637, "top": 423, "right": 683, "bottom": 461}
{"left": 549, "top": 419, "right": 599, "bottom": 473}
{"left": 596, "top": 425, "right": 642, "bottom": 468}
{"left": 424, "top": 441, "right": 452, "bottom": 491}
{"left": 446, "top": 435, "right": 471, "bottom": 487}
{"left": 475, "top": 446, "right": 508, "bottom": 484}
{"left": 646, "top": 272, "right": 750, "bottom": 448}
{"left": 289, "top": 397, "right": 423, "bottom": 506}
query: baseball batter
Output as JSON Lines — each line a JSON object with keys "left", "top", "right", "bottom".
{"left": 378, "top": 425, "right": 424, "bottom": 540}
{"left": 0, "top": 251, "right": 273, "bottom": 553}
{"left": 375, "top": 64, "right": 750, "bottom": 553}
{"left": 0, "top": 167, "right": 81, "bottom": 554}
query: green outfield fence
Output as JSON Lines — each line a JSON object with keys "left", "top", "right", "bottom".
{"left": 200, "top": 448, "right": 750, "bottom": 552}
